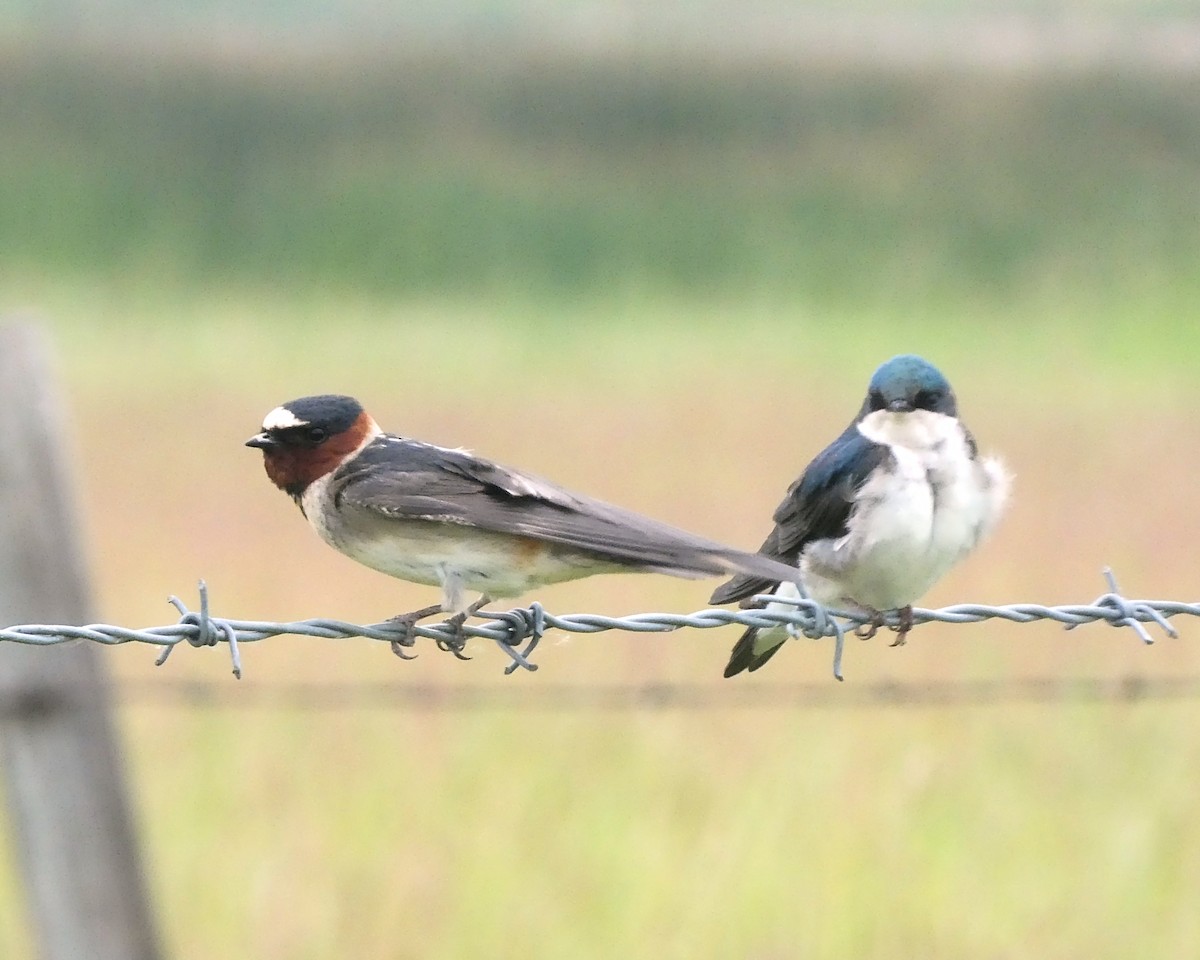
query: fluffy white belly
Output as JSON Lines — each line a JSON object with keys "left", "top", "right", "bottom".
{"left": 338, "top": 523, "right": 613, "bottom": 600}
{"left": 301, "top": 476, "right": 616, "bottom": 609}
{"left": 804, "top": 410, "right": 1009, "bottom": 613}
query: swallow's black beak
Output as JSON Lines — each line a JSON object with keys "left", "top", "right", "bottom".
{"left": 245, "top": 432, "right": 280, "bottom": 451}
{"left": 886, "top": 398, "right": 914, "bottom": 413}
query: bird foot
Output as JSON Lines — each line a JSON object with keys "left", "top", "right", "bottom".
{"left": 384, "top": 603, "right": 445, "bottom": 659}
{"left": 853, "top": 605, "right": 914, "bottom": 645}
{"left": 434, "top": 595, "right": 492, "bottom": 661}
{"left": 888, "top": 605, "right": 915, "bottom": 647}
{"left": 854, "top": 610, "right": 886, "bottom": 641}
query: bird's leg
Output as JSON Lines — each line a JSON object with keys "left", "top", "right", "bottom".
{"left": 888, "top": 605, "right": 914, "bottom": 647}
{"left": 385, "top": 603, "right": 445, "bottom": 659}
{"left": 436, "top": 595, "right": 493, "bottom": 660}
{"left": 854, "top": 608, "right": 886, "bottom": 641}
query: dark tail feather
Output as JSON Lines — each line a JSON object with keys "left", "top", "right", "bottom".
{"left": 711, "top": 550, "right": 798, "bottom": 595}
{"left": 589, "top": 542, "right": 798, "bottom": 593}
{"left": 710, "top": 572, "right": 775, "bottom": 607}
{"left": 722, "top": 626, "right": 786, "bottom": 678}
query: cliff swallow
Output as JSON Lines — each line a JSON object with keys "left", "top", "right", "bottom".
{"left": 248, "top": 394, "right": 803, "bottom": 657}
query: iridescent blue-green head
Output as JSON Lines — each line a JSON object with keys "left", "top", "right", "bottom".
{"left": 861, "top": 354, "right": 957, "bottom": 417}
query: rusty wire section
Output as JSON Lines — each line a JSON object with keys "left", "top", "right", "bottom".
{"left": 0, "top": 570, "right": 1191, "bottom": 681}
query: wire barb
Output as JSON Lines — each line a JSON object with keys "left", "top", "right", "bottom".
{"left": 161, "top": 582, "right": 243, "bottom": 678}
{"left": 1065, "top": 567, "right": 1180, "bottom": 644}
{"left": 0, "top": 570, "right": 1191, "bottom": 678}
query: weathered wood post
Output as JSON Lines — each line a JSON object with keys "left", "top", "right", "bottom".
{"left": 0, "top": 323, "right": 162, "bottom": 960}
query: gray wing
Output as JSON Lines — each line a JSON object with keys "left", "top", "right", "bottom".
{"left": 331, "top": 437, "right": 802, "bottom": 585}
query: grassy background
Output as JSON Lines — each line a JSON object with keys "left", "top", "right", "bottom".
{"left": 2, "top": 18, "right": 1200, "bottom": 960}
{"left": 5, "top": 43, "right": 1200, "bottom": 312}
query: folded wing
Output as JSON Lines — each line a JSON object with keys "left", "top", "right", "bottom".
{"left": 331, "top": 437, "right": 802, "bottom": 586}
{"left": 709, "top": 426, "right": 891, "bottom": 605}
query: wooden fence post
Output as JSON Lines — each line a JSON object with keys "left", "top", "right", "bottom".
{"left": 0, "top": 323, "right": 162, "bottom": 960}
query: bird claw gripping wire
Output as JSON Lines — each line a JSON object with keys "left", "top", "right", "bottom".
{"left": 158, "top": 581, "right": 243, "bottom": 678}
{"left": 375, "top": 602, "right": 543, "bottom": 672}
{"left": 378, "top": 604, "right": 441, "bottom": 660}
{"left": 431, "top": 597, "right": 495, "bottom": 661}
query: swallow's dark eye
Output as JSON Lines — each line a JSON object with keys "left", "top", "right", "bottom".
{"left": 916, "top": 390, "right": 942, "bottom": 409}
{"left": 868, "top": 390, "right": 885, "bottom": 410}
{"left": 307, "top": 426, "right": 328, "bottom": 444}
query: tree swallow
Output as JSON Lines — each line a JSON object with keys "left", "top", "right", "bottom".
{"left": 711, "top": 354, "right": 1011, "bottom": 676}
{"left": 247, "top": 395, "right": 805, "bottom": 653}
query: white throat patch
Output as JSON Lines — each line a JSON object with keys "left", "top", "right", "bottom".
{"left": 856, "top": 408, "right": 959, "bottom": 450}
{"left": 262, "top": 406, "right": 309, "bottom": 431}
{"left": 799, "top": 406, "right": 1011, "bottom": 613}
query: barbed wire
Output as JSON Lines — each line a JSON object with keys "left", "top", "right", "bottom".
{"left": 0, "top": 569, "right": 1192, "bottom": 681}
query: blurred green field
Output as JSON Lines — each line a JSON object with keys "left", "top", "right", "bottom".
{"left": 2, "top": 32, "right": 1200, "bottom": 960}
{"left": 5, "top": 42, "right": 1200, "bottom": 313}
{"left": 0, "top": 297, "right": 1196, "bottom": 960}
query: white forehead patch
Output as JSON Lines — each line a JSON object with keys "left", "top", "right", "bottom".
{"left": 262, "top": 406, "right": 308, "bottom": 431}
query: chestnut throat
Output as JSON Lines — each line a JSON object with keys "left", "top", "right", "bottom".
{"left": 261, "top": 411, "right": 377, "bottom": 504}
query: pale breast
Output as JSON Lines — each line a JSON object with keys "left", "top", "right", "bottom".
{"left": 803, "top": 410, "right": 1009, "bottom": 612}
{"left": 339, "top": 521, "right": 618, "bottom": 600}
{"left": 303, "top": 476, "right": 619, "bottom": 605}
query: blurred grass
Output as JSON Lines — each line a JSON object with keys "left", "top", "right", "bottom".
{"left": 4, "top": 44, "right": 1200, "bottom": 312}
{"left": 2, "top": 29, "right": 1200, "bottom": 960}
{"left": 0, "top": 299, "right": 1196, "bottom": 959}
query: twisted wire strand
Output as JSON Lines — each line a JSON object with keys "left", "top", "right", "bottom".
{"left": 0, "top": 570, "right": 1191, "bottom": 680}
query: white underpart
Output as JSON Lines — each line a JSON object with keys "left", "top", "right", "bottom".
{"left": 311, "top": 518, "right": 617, "bottom": 613}
{"left": 762, "top": 580, "right": 809, "bottom": 640}
{"left": 300, "top": 429, "right": 612, "bottom": 614}
{"left": 321, "top": 523, "right": 617, "bottom": 613}
{"left": 299, "top": 418, "right": 382, "bottom": 532}
{"left": 262, "top": 406, "right": 309, "bottom": 430}
{"left": 753, "top": 408, "right": 1010, "bottom": 657}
